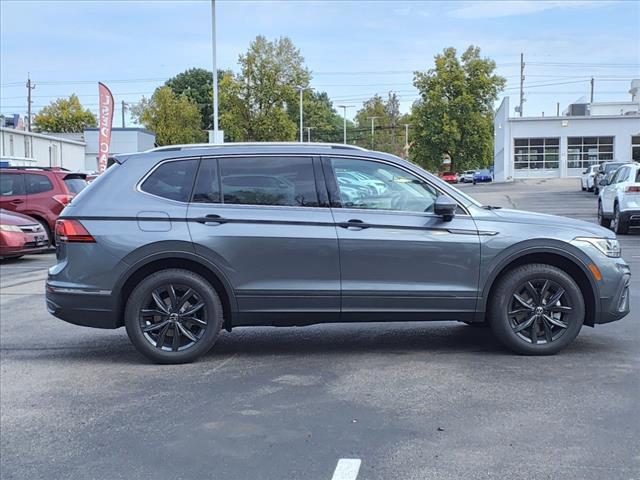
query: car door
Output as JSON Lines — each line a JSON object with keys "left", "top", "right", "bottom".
{"left": 0, "top": 172, "right": 27, "bottom": 215}
{"left": 602, "top": 167, "right": 625, "bottom": 214}
{"left": 187, "top": 155, "right": 340, "bottom": 325}
{"left": 323, "top": 156, "right": 481, "bottom": 322}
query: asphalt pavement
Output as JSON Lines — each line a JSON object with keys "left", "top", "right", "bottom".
{"left": 1, "top": 178, "right": 638, "bottom": 480}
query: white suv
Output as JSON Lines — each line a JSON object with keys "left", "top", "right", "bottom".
{"left": 581, "top": 165, "right": 599, "bottom": 192}
{"left": 598, "top": 162, "right": 640, "bottom": 234}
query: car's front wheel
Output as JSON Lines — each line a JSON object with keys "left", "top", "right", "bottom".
{"left": 488, "top": 264, "right": 585, "bottom": 355}
{"left": 125, "top": 269, "right": 223, "bottom": 364}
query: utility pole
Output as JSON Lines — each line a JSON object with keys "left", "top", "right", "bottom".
{"left": 299, "top": 87, "right": 304, "bottom": 142}
{"left": 121, "top": 100, "right": 127, "bottom": 128}
{"left": 26, "top": 73, "right": 35, "bottom": 132}
{"left": 368, "top": 116, "right": 380, "bottom": 150}
{"left": 403, "top": 123, "right": 410, "bottom": 158}
{"left": 518, "top": 53, "right": 525, "bottom": 117}
{"left": 590, "top": 77, "right": 594, "bottom": 103}
{"left": 338, "top": 105, "right": 353, "bottom": 144}
{"left": 210, "top": 0, "right": 219, "bottom": 141}
{"left": 556, "top": 102, "right": 560, "bottom": 116}
{"left": 306, "top": 127, "right": 313, "bottom": 142}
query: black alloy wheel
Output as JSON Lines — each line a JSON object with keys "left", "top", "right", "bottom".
{"left": 140, "top": 284, "right": 207, "bottom": 352}
{"left": 508, "top": 279, "right": 572, "bottom": 345}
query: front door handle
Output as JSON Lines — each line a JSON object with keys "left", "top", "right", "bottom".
{"left": 339, "top": 219, "right": 369, "bottom": 230}
{"left": 195, "top": 214, "right": 228, "bottom": 226}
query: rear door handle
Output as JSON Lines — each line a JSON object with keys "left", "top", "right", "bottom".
{"left": 339, "top": 219, "right": 370, "bottom": 230}
{"left": 195, "top": 214, "right": 228, "bottom": 226}
{"left": 10, "top": 199, "right": 24, "bottom": 205}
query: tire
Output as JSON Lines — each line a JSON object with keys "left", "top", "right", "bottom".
{"left": 125, "top": 269, "right": 224, "bottom": 364}
{"left": 488, "top": 264, "right": 585, "bottom": 355}
{"left": 612, "top": 203, "right": 629, "bottom": 235}
{"left": 34, "top": 218, "right": 52, "bottom": 248}
{"left": 597, "top": 201, "right": 610, "bottom": 228}
{"left": 581, "top": 185, "right": 586, "bottom": 191}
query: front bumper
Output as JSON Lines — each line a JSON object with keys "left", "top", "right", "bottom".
{"left": 46, "top": 283, "right": 120, "bottom": 329}
{"left": 596, "top": 262, "right": 631, "bottom": 324}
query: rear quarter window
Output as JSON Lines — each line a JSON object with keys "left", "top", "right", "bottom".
{"left": 140, "top": 159, "right": 198, "bottom": 202}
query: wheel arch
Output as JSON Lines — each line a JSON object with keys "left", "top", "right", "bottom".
{"left": 113, "top": 250, "right": 238, "bottom": 330}
{"left": 480, "top": 248, "right": 599, "bottom": 327}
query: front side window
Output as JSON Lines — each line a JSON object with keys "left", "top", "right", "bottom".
{"left": 329, "top": 158, "right": 439, "bottom": 213}
{"left": 219, "top": 157, "right": 319, "bottom": 207}
{"left": 140, "top": 159, "right": 198, "bottom": 202}
{"left": 192, "top": 159, "right": 220, "bottom": 203}
{"left": 25, "top": 174, "right": 53, "bottom": 194}
{"left": 0, "top": 173, "right": 25, "bottom": 196}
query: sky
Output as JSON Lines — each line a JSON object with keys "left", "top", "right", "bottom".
{"left": 1, "top": 0, "right": 639, "bottom": 127}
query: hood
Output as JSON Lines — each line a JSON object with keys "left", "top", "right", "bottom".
{"left": 490, "top": 208, "right": 614, "bottom": 238}
{"left": 0, "top": 209, "right": 39, "bottom": 226}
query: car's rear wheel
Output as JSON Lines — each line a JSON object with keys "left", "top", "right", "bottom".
{"left": 488, "top": 264, "right": 585, "bottom": 355}
{"left": 612, "top": 203, "right": 629, "bottom": 234}
{"left": 125, "top": 269, "right": 223, "bottom": 364}
{"left": 597, "top": 201, "right": 610, "bottom": 228}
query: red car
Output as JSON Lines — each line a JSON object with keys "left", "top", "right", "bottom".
{"left": 439, "top": 171, "right": 458, "bottom": 184}
{"left": 0, "top": 209, "right": 49, "bottom": 259}
{"left": 0, "top": 167, "right": 87, "bottom": 245}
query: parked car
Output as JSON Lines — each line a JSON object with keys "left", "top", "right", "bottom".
{"left": 0, "top": 209, "right": 49, "bottom": 259}
{"left": 597, "top": 162, "right": 640, "bottom": 234}
{"left": 594, "top": 162, "right": 628, "bottom": 195}
{"left": 439, "top": 171, "right": 458, "bottom": 184}
{"left": 460, "top": 170, "right": 476, "bottom": 183}
{"left": 581, "top": 165, "right": 599, "bottom": 192}
{"left": 47, "top": 143, "right": 630, "bottom": 363}
{"left": 473, "top": 169, "right": 492, "bottom": 183}
{"left": 0, "top": 167, "right": 88, "bottom": 245}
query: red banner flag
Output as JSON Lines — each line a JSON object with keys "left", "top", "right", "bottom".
{"left": 97, "top": 82, "right": 114, "bottom": 173}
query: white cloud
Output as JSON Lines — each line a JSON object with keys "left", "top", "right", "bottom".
{"left": 448, "top": 0, "right": 614, "bottom": 19}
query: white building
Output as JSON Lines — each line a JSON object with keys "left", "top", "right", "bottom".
{"left": 493, "top": 81, "right": 640, "bottom": 182}
{"left": 0, "top": 127, "right": 86, "bottom": 171}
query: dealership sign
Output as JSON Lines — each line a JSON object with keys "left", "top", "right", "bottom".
{"left": 97, "top": 82, "right": 114, "bottom": 173}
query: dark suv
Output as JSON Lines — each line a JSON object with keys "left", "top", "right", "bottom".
{"left": 46, "top": 143, "right": 631, "bottom": 363}
{"left": 0, "top": 167, "right": 87, "bottom": 244}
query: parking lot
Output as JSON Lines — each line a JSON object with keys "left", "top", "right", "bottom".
{"left": 1, "top": 178, "right": 638, "bottom": 480}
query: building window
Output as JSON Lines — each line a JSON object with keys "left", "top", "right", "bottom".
{"left": 632, "top": 136, "right": 640, "bottom": 163}
{"left": 513, "top": 138, "right": 559, "bottom": 170}
{"left": 567, "top": 136, "right": 614, "bottom": 169}
{"left": 24, "top": 136, "right": 31, "bottom": 158}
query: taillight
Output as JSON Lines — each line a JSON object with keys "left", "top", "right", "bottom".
{"left": 625, "top": 185, "right": 640, "bottom": 193}
{"left": 53, "top": 194, "right": 75, "bottom": 207}
{"left": 55, "top": 219, "right": 95, "bottom": 243}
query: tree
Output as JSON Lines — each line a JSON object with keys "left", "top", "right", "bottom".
{"left": 131, "top": 86, "right": 205, "bottom": 146}
{"left": 221, "top": 35, "right": 311, "bottom": 141}
{"left": 33, "top": 94, "right": 96, "bottom": 133}
{"left": 411, "top": 46, "right": 505, "bottom": 172}
{"left": 287, "top": 90, "right": 346, "bottom": 143}
{"left": 354, "top": 92, "right": 410, "bottom": 156}
{"left": 165, "top": 67, "right": 231, "bottom": 131}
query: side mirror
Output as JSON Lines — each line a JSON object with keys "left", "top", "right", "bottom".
{"left": 434, "top": 195, "right": 457, "bottom": 222}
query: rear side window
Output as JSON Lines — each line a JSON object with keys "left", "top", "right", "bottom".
{"left": 0, "top": 173, "right": 25, "bottom": 196}
{"left": 63, "top": 175, "right": 88, "bottom": 194}
{"left": 141, "top": 159, "right": 198, "bottom": 202}
{"left": 219, "top": 157, "right": 319, "bottom": 207}
{"left": 25, "top": 174, "right": 53, "bottom": 194}
{"left": 192, "top": 159, "right": 220, "bottom": 203}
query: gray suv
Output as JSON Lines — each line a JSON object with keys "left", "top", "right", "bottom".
{"left": 46, "top": 143, "right": 631, "bottom": 363}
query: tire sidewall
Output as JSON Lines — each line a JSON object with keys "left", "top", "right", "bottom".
{"left": 489, "top": 264, "right": 585, "bottom": 355}
{"left": 125, "top": 269, "right": 223, "bottom": 364}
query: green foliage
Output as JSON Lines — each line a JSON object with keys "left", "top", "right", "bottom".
{"left": 131, "top": 86, "right": 205, "bottom": 146}
{"left": 33, "top": 94, "right": 96, "bottom": 133}
{"left": 411, "top": 46, "right": 505, "bottom": 172}
{"left": 287, "top": 90, "right": 347, "bottom": 143}
{"left": 165, "top": 67, "right": 231, "bottom": 131}
{"left": 354, "top": 92, "right": 410, "bottom": 156}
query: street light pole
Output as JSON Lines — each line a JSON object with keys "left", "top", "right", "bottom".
{"left": 367, "top": 116, "right": 380, "bottom": 150}
{"left": 338, "top": 105, "right": 353, "bottom": 144}
{"left": 211, "top": 0, "right": 219, "bottom": 140}
{"left": 299, "top": 87, "right": 304, "bottom": 142}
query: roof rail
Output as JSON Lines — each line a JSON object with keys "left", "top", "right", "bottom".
{"left": 147, "top": 142, "right": 368, "bottom": 153}
{"left": 0, "top": 166, "right": 70, "bottom": 171}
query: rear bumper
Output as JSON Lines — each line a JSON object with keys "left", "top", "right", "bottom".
{"left": 45, "top": 283, "right": 119, "bottom": 329}
{"left": 619, "top": 209, "right": 640, "bottom": 227}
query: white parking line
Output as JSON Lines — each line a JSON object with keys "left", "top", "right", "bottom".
{"left": 331, "top": 459, "right": 361, "bottom": 480}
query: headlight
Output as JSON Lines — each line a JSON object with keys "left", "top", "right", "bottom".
{"left": 0, "top": 224, "right": 22, "bottom": 233}
{"left": 574, "top": 237, "right": 621, "bottom": 258}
